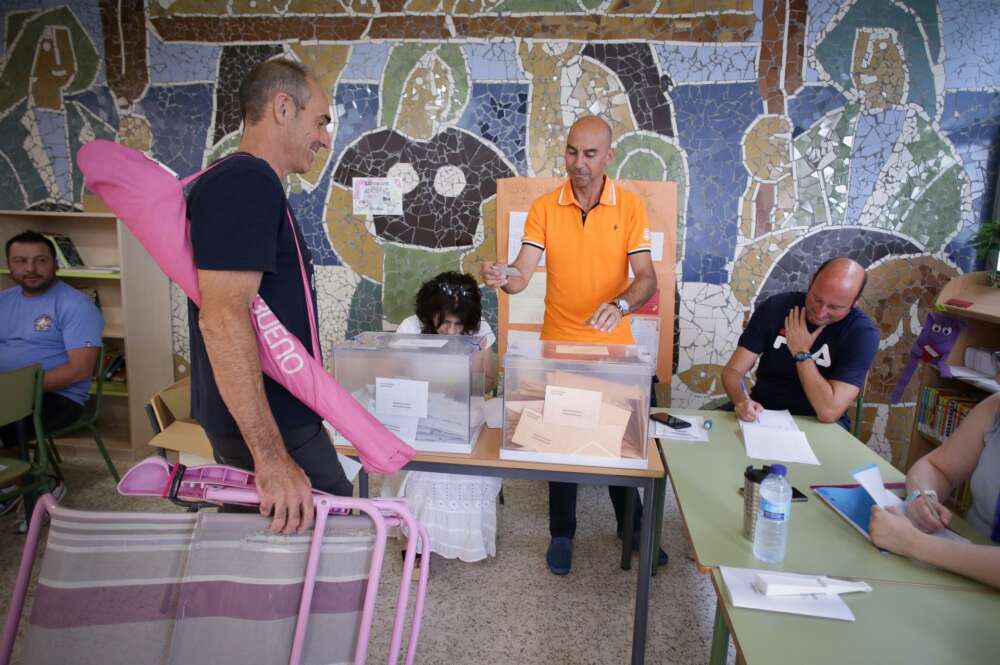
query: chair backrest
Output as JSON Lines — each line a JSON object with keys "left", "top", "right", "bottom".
{"left": 85, "top": 343, "right": 107, "bottom": 422}
{"left": 852, "top": 375, "right": 868, "bottom": 439}
{"left": 0, "top": 365, "right": 41, "bottom": 427}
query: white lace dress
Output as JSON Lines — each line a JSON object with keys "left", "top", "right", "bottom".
{"left": 382, "top": 316, "right": 503, "bottom": 561}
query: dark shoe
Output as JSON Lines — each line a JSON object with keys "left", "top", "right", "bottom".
{"left": 546, "top": 537, "right": 573, "bottom": 575}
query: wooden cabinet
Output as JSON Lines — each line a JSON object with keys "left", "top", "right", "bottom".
{"left": 1, "top": 209, "right": 173, "bottom": 460}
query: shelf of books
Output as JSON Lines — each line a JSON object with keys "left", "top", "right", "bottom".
{"left": 1, "top": 207, "right": 173, "bottom": 460}
{"left": 906, "top": 272, "right": 999, "bottom": 512}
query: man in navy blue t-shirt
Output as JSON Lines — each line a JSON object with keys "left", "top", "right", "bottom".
{"left": 722, "top": 258, "right": 879, "bottom": 430}
{"left": 187, "top": 59, "right": 346, "bottom": 535}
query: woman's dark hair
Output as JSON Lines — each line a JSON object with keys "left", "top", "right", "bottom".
{"left": 414, "top": 271, "right": 482, "bottom": 335}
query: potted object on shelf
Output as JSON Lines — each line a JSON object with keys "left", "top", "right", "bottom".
{"left": 972, "top": 219, "right": 1000, "bottom": 287}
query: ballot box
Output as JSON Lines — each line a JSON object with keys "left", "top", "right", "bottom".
{"left": 501, "top": 340, "right": 653, "bottom": 469}
{"left": 332, "top": 332, "right": 486, "bottom": 454}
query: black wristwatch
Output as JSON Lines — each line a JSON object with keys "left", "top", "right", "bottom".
{"left": 792, "top": 351, "right": 813, "bottom": 363}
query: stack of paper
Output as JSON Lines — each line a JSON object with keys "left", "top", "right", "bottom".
{"left": 740, "top": 410, "right": 819, "bottom": 465}
{"left": 510, "top": 385, "right": 630, "bottom": 458}
{"left": 720, "top": 566, "right": 859, "bottom": 622}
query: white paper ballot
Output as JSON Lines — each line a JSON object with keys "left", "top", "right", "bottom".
{"left": 375, "top": 377, "right": 429, "bottom": 419}
{"left": 484, "top": 397, "right": 503, "bottom": 429}
{"left": 743, "top": 425, "right": 820, "bottom": 465}
{"left": 650, "top": 416, "right": 709, "bottom": 442}
{"left": 751, "top": 409, "right": 799, "bottom": 431}
{"left": 377, "top": 414, "right": 420, "bottom": 444}
{"left": 851, "top": 463, "right": 904, "bottom": 509}
{"left": 388, "top": 338, "right": 449, "bottom": 349}
{"left": 507, "top": 211, "right": 544, "bottom": 266}
{"left": 721, "top": 566, "right": 856, "bottom": 622}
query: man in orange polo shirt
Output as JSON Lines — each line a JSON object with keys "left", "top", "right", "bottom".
{"left": 482, "top": 115, "right": 662, "bottom": 575}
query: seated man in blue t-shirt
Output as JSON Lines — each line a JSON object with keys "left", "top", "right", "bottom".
{"left": 1, "top": 231, "right": 103, "bottom": 508}
{"left": 721, "top": 258, "right": 879, "bottom": 430}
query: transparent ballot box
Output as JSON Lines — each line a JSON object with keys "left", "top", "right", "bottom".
{"left": 501, "top": 340, "right": 653, "bottom": 469}
{"left": 332, "top": 332, "right": 486, "bottom": 454}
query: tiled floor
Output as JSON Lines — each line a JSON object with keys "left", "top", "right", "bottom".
{"left": 0, "top": 456, "right": 734, "bottom": 664}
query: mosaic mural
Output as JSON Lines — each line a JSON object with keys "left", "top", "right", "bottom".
{"left": 2, "top": 0, "right": 999, "bottom": 466}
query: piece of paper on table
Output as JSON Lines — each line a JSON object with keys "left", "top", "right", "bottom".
{"left": 388, "top": 337, "right": 449, "bottom": 349}
{"left": 851, "top": 463, "right": 904, "bottom": 509}
{"left": 484, "top": 398, "right": 503, "bottom": 429}
{"left": 352, "top": 177, "right": 403, "bottom": 215}
{"left": 507, "top": 211, "right": 544, "bottom": 266}
{"left": 720, "top": 566, "right": 856, "bottom": 622}
{"left": 322, "top": 422, "right": 363, "bottom": 481}
{"left": 543, "top": 385, "right": 602, "bottom": 429}
{"left": 375, "top": 377, "right": 429, "bottom": 419}
{"left": 743, "top": 425, "right": 820, "bottom": 465}
{"left": 749, "top": 409, "right": 799, "bottom": 431}
{"left": 650, "top": 415, "right": 709, "bottom": 442}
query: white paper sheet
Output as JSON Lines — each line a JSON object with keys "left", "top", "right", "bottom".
{"left": 650, "top": 231, "right": 664, "bottom": 262}
{"left": 745, "top": 409, "right": 799, "bottom": 431}
{"left": 507, "top": 211, "right": 544, "bottom": 266}
{"left": 742, "top": 425, "right": 820, "bottom": 465}
{"left": 851, "top": 464, "right": 904, "bottom": 509}
{"left": 508, "top": 272, "right": 547, "bottom": 325}
{"left": 352, "top": 177, "right": 403, "bottom": 215}
{"left": 375, "top": 377, "right": 429, "bottom": 419}
{"left": 650, "top": 415, "right": 709, "bottom": 442}
{"left": 484, "top": 397, "right": 503, "bottom": 429}
{"left": 720, "top": 566, "right": 856, "bottom": 622}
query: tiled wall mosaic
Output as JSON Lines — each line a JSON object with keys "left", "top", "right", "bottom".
{"left": 2, "top": 0, "right": 999, "bottom": 466}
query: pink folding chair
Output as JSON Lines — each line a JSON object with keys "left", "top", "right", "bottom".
{"left": 1, "top": 457, "right": 430, "bottom": 665}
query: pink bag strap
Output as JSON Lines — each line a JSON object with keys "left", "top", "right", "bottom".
{"left": 286, "top": 208, "right": 322, "bottom": 360}
{"left": 181, "top": 153, "right": 321, "bottom": 361}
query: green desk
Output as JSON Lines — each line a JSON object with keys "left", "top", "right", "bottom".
{"left": 658, "top": 409, "right": 987, "bottom": 590}
{"left": 656, "top": 409, "right": 997, "bottom": 664}
{"left": 709, "top": 570, "right": 1000, "bottom": 665}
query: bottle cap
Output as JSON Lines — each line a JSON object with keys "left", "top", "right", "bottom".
{"left": 770, "top": 464, "right": 787, "bottom": 477}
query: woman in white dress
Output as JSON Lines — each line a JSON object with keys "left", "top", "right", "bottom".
{"left": 381, "top": 271, "right": 502, "bottom": 563}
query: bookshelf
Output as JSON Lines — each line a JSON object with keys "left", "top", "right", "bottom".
{"left": 0, "top": 207, "right": 173, "bottom": 461}
{"left": 906, "top": 272, "right": 1000, "bottom": 507}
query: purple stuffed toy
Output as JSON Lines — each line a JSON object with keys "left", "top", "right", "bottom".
{"left": 889, "top": 311, "right": 966, "bottom": 403}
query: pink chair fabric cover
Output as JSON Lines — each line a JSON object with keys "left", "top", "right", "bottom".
{"left": 76, "top": 140, "right": 414, "bottom": 473}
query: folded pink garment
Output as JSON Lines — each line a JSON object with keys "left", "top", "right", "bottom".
{"left": 77, "top": 140, "right": 414, "bottom": 473}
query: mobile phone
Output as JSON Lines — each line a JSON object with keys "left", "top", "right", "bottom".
{"left": 651, "top": 412, "right": 691, "bottom": 429}
{"left": 739, "top": 486, "right": 808, "bottom": 502}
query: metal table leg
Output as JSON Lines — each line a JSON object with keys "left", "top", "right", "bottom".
{"left": 622, "top": 487, "right": 636, "bottom": 570}
{"left": 630, "top": 477, "right": 655, "bottom": 665}
{"left": 709, "top": 601, "right": 730, "bottom": 665}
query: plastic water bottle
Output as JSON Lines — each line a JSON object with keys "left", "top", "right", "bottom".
{"left": 752, "top": 464, "right": 791, "bottom": 563}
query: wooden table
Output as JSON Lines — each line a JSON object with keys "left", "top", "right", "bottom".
{"left": 338, "top": 427, "right": 666, "bottom": 665}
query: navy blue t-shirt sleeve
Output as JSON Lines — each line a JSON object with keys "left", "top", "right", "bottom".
{"left": 189, "top": 166, "right": 284, "bottom": 273}
{"left": 828, "top": 318, "right": 880, "bottom": 388}
{"left": 738, "top": 295, "right": 785, "bottom": 354}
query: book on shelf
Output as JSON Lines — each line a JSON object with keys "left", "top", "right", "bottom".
{"left": 916, "top": 386, "right": 978, "bottom": 441}
{"left": 42, "top": 232, "right": 86, "bottom": 269}
{"left": 102, "top": 352, "right": 127, "bottom": 381}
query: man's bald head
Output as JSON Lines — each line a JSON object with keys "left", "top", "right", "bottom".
{"left": 568, "top": 115, "right": 613, "bottom": 148}
{"left": 804, "top": 258, "right": 867, "bottom": 326}
{"left": 564, "top": 116, "right": 614, "bottom": 193}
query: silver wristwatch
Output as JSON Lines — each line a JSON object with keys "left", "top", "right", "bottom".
{"left": 613, "top": 298, "right": 630, "bottom": 315}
